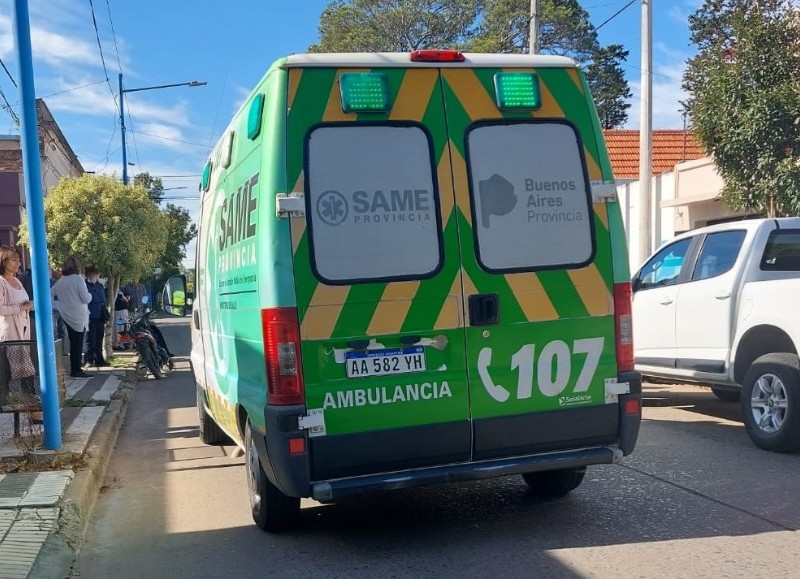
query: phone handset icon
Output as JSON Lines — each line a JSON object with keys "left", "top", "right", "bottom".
{"left": 477, "top": 347, "right": 510, "bottom": 402}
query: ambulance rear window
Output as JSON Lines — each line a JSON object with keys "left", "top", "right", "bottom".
{"left": 466, "top": 120, "right": 595, "bottom": 272}
{"left": 305, "top": 123, "right": 443, "bottom": 284}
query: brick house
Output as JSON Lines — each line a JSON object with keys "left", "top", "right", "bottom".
{"left": 0, "top": 99, "right": 83, "bottom": 266}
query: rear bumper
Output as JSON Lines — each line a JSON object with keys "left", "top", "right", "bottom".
{"left": 260, "top": 372, "right": 642, "bottom": 499}
{"left": 311, "top": 445, "right": 622, "bottom": 502}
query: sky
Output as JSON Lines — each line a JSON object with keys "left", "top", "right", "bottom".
{"left": 0, "top": 0, "right": 701, "bottom": 266}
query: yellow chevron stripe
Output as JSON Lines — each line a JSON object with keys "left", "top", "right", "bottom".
{"left": 505, "top": 273, "right": 559, "bottom": 321}
{"left": 585, "top": 149, "right": 602, "bottom": 181}
{"left": 367, "top": 282, "right": 420, "bottom": 336}
{"left": 594, "top": 201, "right": 609, "bottom": 230}
{"left": 450, "top": 143, "right": 472, "bottom": 226}
{"left": 568, "top": 265, "right": 613, "bottom": 317}
{"left": 323, "top": 68, "right": 369, "bottom": 122}
{"left": 291, "top": 173, "right": 306, "bottom": 254}
{"left": 437, "top": 144, "right": 455, "bottom": 225}
{"left": 390, "top": 69, "right": 438, "bottom": 122}
{"left": 435, "top": 271, "right": 467, "bottom": 330}
{"left": 443, "top": 69, "right": 501, "bottom": 121}
{"left": 533, "top": 79, "right": 566, "bottom": 118}
{"left": 288, "top": 69, "right": 303, "bottom": 110}
{"left": 566, "top": 68, "right": 584, "bottom": 94}
{"left": 300, "top": 284, "right": 350, "bottom": 340}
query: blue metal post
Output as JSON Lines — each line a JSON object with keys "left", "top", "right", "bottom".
{"left": 120, "top": 73, "right": 128, "bottom": 186}
{"left": 11, "top": 0, "right": 61, "bottom": 449}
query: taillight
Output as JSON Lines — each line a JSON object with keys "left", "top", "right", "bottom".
{"left": 410, "top": 49, "right": 465, "bottom": 62}
{"left": 614, "top": 282, "right": 634, "bottom": 372}
{"left": 262, "top": 307, "right": 305, "bottom": 405}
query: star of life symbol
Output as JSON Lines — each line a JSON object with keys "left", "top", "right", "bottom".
{"left": 317, "top": 190, "right": 348, "bottom": 226}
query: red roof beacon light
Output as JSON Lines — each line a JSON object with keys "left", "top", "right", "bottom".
{"left": 410, "top": 50, "right": 466, "bottom": 63}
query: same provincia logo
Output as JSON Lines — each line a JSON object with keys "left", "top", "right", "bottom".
{"left": 316, "top": 189, "right": 434, "bottom": 227}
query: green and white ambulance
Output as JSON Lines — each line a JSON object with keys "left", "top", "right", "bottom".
{"left": 163, "top": 50, "right": 641, "bottom": 532}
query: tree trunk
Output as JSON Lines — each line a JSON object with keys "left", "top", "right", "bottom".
{"left": 105, "top": 275, "right": 121, "bottom": 354}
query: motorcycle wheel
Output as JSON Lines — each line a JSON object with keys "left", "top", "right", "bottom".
{"left": 141, "top": 344, "right": 163, "bottom": 380}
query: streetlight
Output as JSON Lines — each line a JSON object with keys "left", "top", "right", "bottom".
{"left": 118, "top": 73, "right": 206, "bottom": 186}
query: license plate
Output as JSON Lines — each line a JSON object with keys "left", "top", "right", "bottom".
{"left": 346, "top": 347, "right": 426, "bottom": 378}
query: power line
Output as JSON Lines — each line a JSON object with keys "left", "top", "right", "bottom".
{"left": 0, "top": 58, "right": 17, "bottom": 87}
{"left": 104, "top": 0, "right": 123, "bottom": 72}
{"left": 87, "top": 0, "right": 115, "bottom": 101}
{"left": 129, "top": 129, "right": 211, "bottom": 148}
{"left": 0, "top": 85, "right": 20, "bottom": 126}
{"left": 595, "top": 0, "right": 637, "bottom": 32}
{"left": 41, "top": 80, "right": 106, "bottom": 99}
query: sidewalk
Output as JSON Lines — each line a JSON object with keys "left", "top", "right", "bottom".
{"left": 0, "top": 355, "right": 138, "bottom": 579}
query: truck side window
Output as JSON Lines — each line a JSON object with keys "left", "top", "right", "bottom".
{"left": 691, "top": 230, "right": 746, "bottom": 281}
{"left": 638, "top": 238, "right": 692, "bottom": 291}
{"left": 761, "top": 230, "right": 800, "bottom": 271}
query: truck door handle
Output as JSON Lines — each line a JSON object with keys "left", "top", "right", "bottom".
{"left": 193, "top": 309, "right": 200, "bottom": 328}
{"left": 659, "top": 297, "right": 673, "bottom": 305}
{"left": 715, "top": 291, "right": 732, "bottom": 300}
{"left": 469, "top": 294, "right": 499, "bottom": 326}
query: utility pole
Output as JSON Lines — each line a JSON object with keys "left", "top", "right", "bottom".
{"left": 530, "top": 0, "right": 540, "bottom": 54}
{"left": 638, "top": 0, "right": 653, "bottom": 265}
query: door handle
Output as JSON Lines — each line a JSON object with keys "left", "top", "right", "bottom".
{"left": 193, "top": 309, "right": 200, "bottom": 328}
{"left": 468, "top": 294, "right": 499, "bottom": 326}
{"left": 659, "top": 297, "right": 673, "bottom": 305}
{"left": 715, "top": 291, "right": 732, "bottom": 300}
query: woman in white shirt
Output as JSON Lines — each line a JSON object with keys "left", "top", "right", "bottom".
{"left": 0, "top": 245, "right": 36, "bottom": 405}
{"left": 51, "top": 255, "right": 91, "bottom": 378}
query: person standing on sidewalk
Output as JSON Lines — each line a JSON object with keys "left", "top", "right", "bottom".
{"left": 51, "top": 256, "right": 91, "bottom": 378}
{"left": 84, "top": 265, "right": 109, "bottom": 367}
{"left": 0, "top": 246, "right": 36, "bottom": 406}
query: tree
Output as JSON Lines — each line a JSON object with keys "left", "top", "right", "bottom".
{"left": 20, "top": 174, "right": 168, "bottom": 347}
{"left": 310, "top": 0, "right": 480, "bottom": 52}
{"left": 586, "top": 44, "right": 632, "bottom": 129}
{"left": 147, "top": 203, "right": 198, "bottom": 302}
{"left": 684, "top": 1, "right": 800, "bottom": 217}
{"left": 133, "top": 172, "right": 165, "bottom": 203}
{"left": 311, "top": 0, "right": 633, "bottom": 128}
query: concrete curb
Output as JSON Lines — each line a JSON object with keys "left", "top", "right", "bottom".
{"left": 29, "top": 370, "right": 138, "bottom": 579}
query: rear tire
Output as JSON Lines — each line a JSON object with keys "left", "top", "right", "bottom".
{"left": 522, "top": 467, "right": 586, "bottom": 496}
{"left": 196, "top": 387, "right": 230, "bottom": 445}
{"left": 741, "top": 353, "right": 800, "bottom": 452}
{"left": 711, "top": 386, "right": 740, "bottom": 402}
{"left": 245, "top": 422, "right": 299, "bottom": 532}
{"left": 141, "top": 345, "right": 162, "bottom": 379}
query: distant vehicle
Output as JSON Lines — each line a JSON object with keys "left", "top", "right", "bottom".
{"left": 163, "top": 50, "right": 642, "bottom": 532}
{"left": 632, "top": 218, "right": 800, "bottom": 451}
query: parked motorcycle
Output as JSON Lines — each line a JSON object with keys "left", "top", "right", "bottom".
{"left": 117, "top": 306, "right": 172, "bottom": 379}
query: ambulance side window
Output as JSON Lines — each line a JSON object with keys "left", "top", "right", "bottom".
{"left": 305, "top": 124, "right": 443, "bottom": 284}
{"left": 466, "top": 120, "right": 595, "bottom": 272}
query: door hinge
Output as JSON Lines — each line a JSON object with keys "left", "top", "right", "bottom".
{"left": 591, "top": 180, "right": 617, "bottom": 202}
{"left": 605, "top": 378, "right": 630, "bottom": 404}
{"left": 276, "top": 192, "right": 305, "bottom": 219}
{"left": 298, "top": 409, "right": 326, "bottom": 436}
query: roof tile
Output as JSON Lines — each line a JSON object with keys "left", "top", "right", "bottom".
{"left": 602, "top": 129, "right": 706, "bottom": 179}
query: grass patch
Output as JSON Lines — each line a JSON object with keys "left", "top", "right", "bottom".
{"left": 64, "top": 398, "right": 109, "bottom": 408}
{"left": 0, "top": 452, "right": 86, "bottom": 474}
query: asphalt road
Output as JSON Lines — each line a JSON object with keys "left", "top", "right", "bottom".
{"left": 73, "top": 319, "right": 800, "bottom": 578}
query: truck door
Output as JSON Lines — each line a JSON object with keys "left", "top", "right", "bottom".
{"left": 440, "top": 67, "right": 621, "bottom": 459}
{"left": 286, "top": 66, "right": 470, "bottom": 480}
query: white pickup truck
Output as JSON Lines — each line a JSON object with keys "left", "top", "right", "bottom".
{"left": 632, "top": 218, "right": 800, "bottom": 452}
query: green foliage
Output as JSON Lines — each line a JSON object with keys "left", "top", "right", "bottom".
{"left": 310, "top": 0, "right": 480, "bottom": 52}
{"left": 685, "top": 0, "right": 800, "bottom": 217}
{"left": 586, "top": 44, "right": 632, "bottom": 130}
{"left": 311, "top": 0, "right": 632, "bottom": 128}
{"left": 20, "top": 174, "right": 168, "bottom": 283}
{"left": 133, "top": 172, "right": 165, "bottom": 202}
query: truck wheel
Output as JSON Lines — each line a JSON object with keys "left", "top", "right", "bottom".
{"left": 245, "top": 421, "right": 299, "bottom": 532}
{"left": 196, "top": 387, "right": 230, "bottom": 446}
{"left": 741, "top": 353, "right": 800, "bottom": 452}
{"left": 522, "top": 467, "right": 586, "bottom": 496}
{"left": 711, "top": 386, "right": 740, "bottom": 402}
